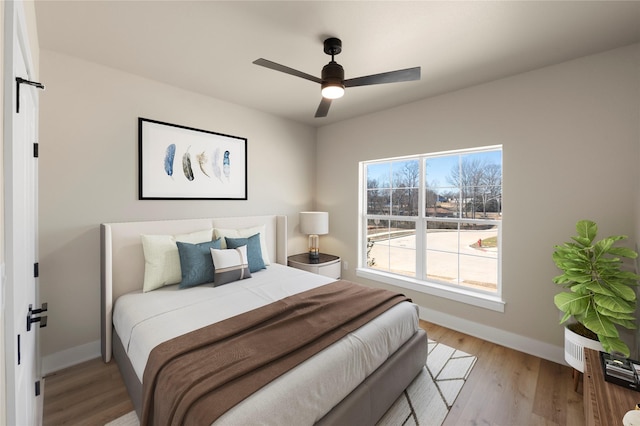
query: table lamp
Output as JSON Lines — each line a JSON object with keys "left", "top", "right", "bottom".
{"left": 300, "top": 211, "right": 329, "bottom": 261}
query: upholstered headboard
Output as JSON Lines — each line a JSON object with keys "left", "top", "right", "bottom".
{"left": 100, "top": 215, "right": 288, "bottom": 362}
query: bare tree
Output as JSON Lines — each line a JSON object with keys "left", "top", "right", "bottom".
{"left": 425, "top": 186, "right": 439, "bottom": 216}
{"left": 480, "top": 163, "right": 502, "bottom": 216}
{"left": 447, "top": 157, "right": 482, "bottom": 218}
{"left": 447, "top": 157, "right": 501, "bottom": 219}
{"left": 392, "top": 160, "right": 419, "bottom": 216}
{"left": 366, "top": 178, "right": 390, "bottom": 215}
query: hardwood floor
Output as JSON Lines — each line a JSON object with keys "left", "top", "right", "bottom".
{"left": 43, "top": 357, "right": 133, "bottom": 425}
{"left": 425, "top": 322, "right": 585, "bottom": 426}
{"left": 43, "top": 321, "right": 584, "bottom": 425}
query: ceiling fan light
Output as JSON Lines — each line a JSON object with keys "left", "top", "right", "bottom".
{"left": 321, "top": 61, "right": 345, "bottom": 99}
{"left": 321, "top": 83, "right": 345, "bottom": 99}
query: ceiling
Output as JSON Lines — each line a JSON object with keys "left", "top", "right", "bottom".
{"left": 34, "top": 1, "right": 640, "bottom": 127}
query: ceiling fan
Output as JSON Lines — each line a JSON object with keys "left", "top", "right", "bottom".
{"left": 253, "top": 37, "right": 421, "bottom": 118}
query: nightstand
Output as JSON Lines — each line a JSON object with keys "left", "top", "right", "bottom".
{"left": 287, "top": 253, "right": 341, "bottom": 280}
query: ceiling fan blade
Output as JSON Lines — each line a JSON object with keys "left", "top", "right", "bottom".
{"left": 344, "top": 67, "right": 421, "bottom": 88}
{"left": 315, "top": 98, "right": 332, "bottom": 118}
{"left": 253, "top": 58, "right": 322, "bottom": 84}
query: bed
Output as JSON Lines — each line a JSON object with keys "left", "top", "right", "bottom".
{"left": 100, "top": 215, "right": 428, "bottom": 425}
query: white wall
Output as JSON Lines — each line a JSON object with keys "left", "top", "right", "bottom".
{"left": 37, "top": 50, "right": 317, "bottom": 368}
{"left": 317, "top": 44, "right": 640, "bottom": 362}
{"left": 36, "top": 40, "right": 640, "bottom": 369}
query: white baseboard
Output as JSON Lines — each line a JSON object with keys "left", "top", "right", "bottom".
{"left": 40, "top": 309, "right": 566, "bottom": 376}
{"left": 419, "top": 306, "right": 566, "bottom": 366}
{"left": 42, "top": 339, "right": 101, "bottom": 376}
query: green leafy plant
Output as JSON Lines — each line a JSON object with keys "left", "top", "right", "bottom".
{"left": 366, "top": 237, "right": 376, "bottom": 267}
{"left": 553, "top": 219, "right": 639, "bottom": 357}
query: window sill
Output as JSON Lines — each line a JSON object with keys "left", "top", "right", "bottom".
{"left": 356, "top": 268, "right": 505, "bottom": 312}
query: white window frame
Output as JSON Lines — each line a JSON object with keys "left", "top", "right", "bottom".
{"left": 357, "top": 146, "right": 505, "bottom": 312}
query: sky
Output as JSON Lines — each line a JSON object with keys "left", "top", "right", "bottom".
{"left": 366, "top": 148, "right": 502, "bottom": 191}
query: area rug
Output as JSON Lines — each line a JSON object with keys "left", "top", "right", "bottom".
{"left": 377, "top": 339, "right": 477, "bottom": 426}
{"left": 105, "top": 339, "right": 476, "bottom": 426}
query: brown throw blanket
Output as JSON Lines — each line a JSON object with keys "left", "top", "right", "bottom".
{"left": 141, "top": 280, "right": 410, "bottom": 426}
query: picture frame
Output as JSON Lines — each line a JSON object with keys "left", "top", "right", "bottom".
{"left": 138, "top": 118, "right": 247, "bottom": 200}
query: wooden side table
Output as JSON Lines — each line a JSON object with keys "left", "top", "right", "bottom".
{"left": 287, "top": 253, "right": 341, "bottom": 280}
{"left": 583, "top": 348, "right": 639, "bottom": 426}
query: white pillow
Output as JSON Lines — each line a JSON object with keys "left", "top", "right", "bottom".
{"left": 141, "top": 228, "right": 213, "bottom": 292}
{"left": 210, "top": 245, "right": 252, "bottom": 286}
{"left": 214, "top": 225, "right": 271, "bottom": 265}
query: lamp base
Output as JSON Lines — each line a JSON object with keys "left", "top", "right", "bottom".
{"left": 308, "top": 234, "right": 320, "bottom": 262}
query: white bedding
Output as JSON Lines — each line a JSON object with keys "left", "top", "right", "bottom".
{"left": 113, "top": 264, "right": 419, "bottom": 424}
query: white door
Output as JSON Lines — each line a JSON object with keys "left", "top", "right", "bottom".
{"left": 3, "top": 1, "right": 42, "bottom": 425}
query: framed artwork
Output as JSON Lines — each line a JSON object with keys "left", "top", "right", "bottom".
{"left": 138, "top": 118, "right": 247, "bottom": 200}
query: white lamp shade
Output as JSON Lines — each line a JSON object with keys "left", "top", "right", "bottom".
{"left": 300, "top": 211, "right": 329, "bottom": 235}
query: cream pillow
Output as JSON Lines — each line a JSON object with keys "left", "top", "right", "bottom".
{"left": 210, "top": 245, "right": 252, "bottom": 286}
{"left": 141, "top": 228, "right": 213, "bottom": 292}
{"left": 214, "top": 225, "right": 271, "bottom": 265}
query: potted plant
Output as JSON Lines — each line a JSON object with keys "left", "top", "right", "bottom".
{"left": 552, "top": 220, "right": 639, "bottom": 371}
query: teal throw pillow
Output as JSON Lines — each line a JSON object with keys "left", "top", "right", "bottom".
{"left": 176, "top": 238, "right": 221, "bottom": 289}
{"left": 225, "top": 233, "right": 266, "bottom": 273}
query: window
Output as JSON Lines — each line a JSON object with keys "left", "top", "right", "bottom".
{"left": 359, "top": 146, "right": 503, "bottom": 311}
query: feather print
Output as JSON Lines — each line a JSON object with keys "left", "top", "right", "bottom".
{"left": 164, "top": 144, "right": 176, "bottom": 177}
{"left": 182, "top": 146, "right": 194, "bottom": 181}
{"left": 223, "top": 150, "right": 231, "bottom": 181}
{"left": 212, "top": 148, "right": 223, "bottom": 183}
{"left": 196, "top": 151, "right": 210, "bottom": 177}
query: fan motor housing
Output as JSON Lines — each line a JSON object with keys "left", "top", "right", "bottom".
{"left": 322, "top": 61, "right": 344, "bottom": 85}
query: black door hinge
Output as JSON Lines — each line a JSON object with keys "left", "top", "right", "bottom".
{"left": 34, "top": 262, "right": 39, "bottom": 278}
{"left": 16, "top": 77, "right": 45, "bottom": 113}
{"left": 35, "top": 380, "right": 41, "bottom": 397}
{"left": 33, "top": 143, "right": 39, "bottom": 158}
